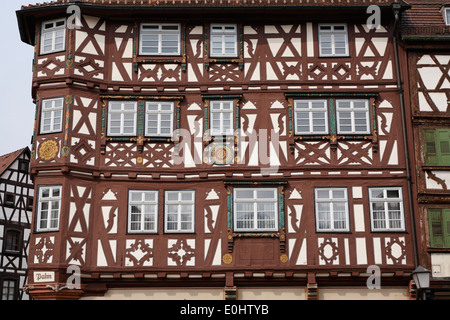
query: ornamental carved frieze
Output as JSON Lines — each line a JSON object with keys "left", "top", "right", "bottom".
{"left": 34, "top": 236, "right": 55, "bottom": 264}
{"left": 38, "top": 140, "right": 59, "bottom": 161}
{"left": 167, "top": 239, "right": 195, "bottom": 267}
{"left": 124, "top": 239, "right": 154, "bottom": 267}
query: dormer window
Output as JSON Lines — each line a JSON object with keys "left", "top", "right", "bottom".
{"left": 445, "top": 7, "right": 450, "bottom": 26}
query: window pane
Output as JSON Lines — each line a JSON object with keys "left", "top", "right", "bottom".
{"left": 371, "top": 189, "right": 384, "bottom": 199}
{"left": 235, "top": 190, "right": 253, "bottom": 199}
{"left": 387, "top": 190, "right": 400, "bottom": 198}
{"left": 257, "top": 190, "right": 275, "bottom": 199}
{"left": 332, "top": 189, "right": 346, "bottom": 199}
{"left": 318, "top": 211, "right": 331, "bottom": 230}
{"left": 316, "top": 190, "right": 330, "bottom": 199}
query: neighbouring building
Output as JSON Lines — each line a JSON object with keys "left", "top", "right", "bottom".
{"left": 16, "top": 0, "right": 421, "bottom": 300}
{"left": 0, "top": 147, "right": 33, "bottom": 300}
{"left": 402, "top": 0, "right": 450, "bottom": 300}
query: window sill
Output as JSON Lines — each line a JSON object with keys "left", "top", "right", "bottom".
{"left": 318, "top": 55, "right": 350, "bottom": 59}
{"left": 3, "top": 250, "right": 21, "bottom": 257}
{"left": 127, "top": 231, "right": 158, "bottom": 235}
{"left": 428, "top": 247, "right": 450, "bottom": 253}
{"left": 422, "top": 166, "right": 450, "bottom": 170}
{"left": 294, "top": 135, "right": 375, "bottom": 142}
{"left": 106, "top": 136, "right": 174, "bottom": 142}
{"left": 33, "top": 229, "right": 60, "bottom": 234}
{"left": 232, "top": 231, "right": 281, "bottom": 238}
{"left": 370, "top": 229, "right": 407, "bottom": 233}
{"left": 315, "top": 230, "right": 352, "bottom": 234}
{"left": 38, "top": 49, "right": 66, "bottom": 57}
{"left": 205, "top": 57, "right": 244, "bottom": 71}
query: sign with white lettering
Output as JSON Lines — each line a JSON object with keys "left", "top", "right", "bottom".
{"left": 34, "top": 271, "right": 55, "bottom": 283}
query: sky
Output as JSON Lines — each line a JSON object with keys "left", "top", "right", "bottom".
{"left": 0, "top": 1, "right": 46, "bottom": 156}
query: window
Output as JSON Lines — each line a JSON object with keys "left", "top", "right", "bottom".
{"left": 445, "top": 8, "right": 450, "bottom": 26}
{"left": 318, "top": 24, "right": 349, "bottom": 57}
{"left": 165, "top": 190, "right": 195, "bottom": 233}
{"left": 233, "top": 188, "right": 278, "bottom": 232}
{"left": 4, "top": 230, "right": 21, "bottom": 253}
{"left": 18, "top": 160, "right": 29, "bottom": 173}
{"left": 145, "top": 102, "right": 174, "bottom": 137}
{"left": 1, "top": 279, "right": 17, "bottom": 300}
{"left": 27, "top": 196, "right": 34, "bottom": 211}
{"left": 107, "top": 101, "right": 137, "bottom": 136}
{"left": 210, "top": 24, "right": 238, "bottom": 58}
{"left": 41, "top": 98, "right": 64, "bottom": 134}
{"left": 369, "top": 187, "right": 405, "bottom": 231}
{"left": 40, "top": 18, "right": 66, "bottom": 54}
{"left": 294, "top": 100, "right": 328, "bottom": 135}
{"left": 423, "top": 129, "right": 450, "bottom": 166}
{"left": 428, "top": 208, "right": 450, "bottom": 247}
{"left": 128, "top": 190, "right": 158, "bottom": 233}
{"left": 210, "top": 100, "right": 234, "bottom": 136}
{"left": 4, "top": 193, "right": 15, "bottom": 208}
{"left": 336, "top": 99, "right": 370, "bottom": 134}
{"left": 315, "top": 188, "right": 349, "bottom": 232}
{"left": 36, "top": 186, "right": 61, "bottom": 232}
{"left": 139, "top": 23, "right": 181, "bottom": 56}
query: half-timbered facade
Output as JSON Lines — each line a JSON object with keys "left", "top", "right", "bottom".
{"left": 0, "top": 147, "right": 33, "bottom": 300}
{"left": 17, "top": 0, "right": 418, "bottom": 300}
{"left": 402, "top": 0, "right": 450, "bottom": 300}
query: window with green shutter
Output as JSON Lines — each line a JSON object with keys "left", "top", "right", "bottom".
{"left": 428, "top": 208, "right": 450, "bottom": 247}
{"left": 423, "top": 129, "right": 450, "bottom": 166}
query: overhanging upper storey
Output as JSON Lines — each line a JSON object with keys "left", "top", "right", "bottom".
{"left": 17, "top": 0, "right": 411, "bottom": 46}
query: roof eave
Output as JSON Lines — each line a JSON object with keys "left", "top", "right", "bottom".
{"left": 17, "top": 1, "right": 411, "bottom": 46}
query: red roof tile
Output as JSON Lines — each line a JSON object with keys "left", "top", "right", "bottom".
{"left": 0, "top": 148, "right": 27, "bottom": 176}
{"left": 21, "top": 0, "right": 405, "bottom": 9}
{"left": 401, "top": 0, "right": 450, "bottom": 36}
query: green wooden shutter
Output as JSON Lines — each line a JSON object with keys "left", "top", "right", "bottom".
{"left": 437, "top": 129, "right": 450, "bottom": 166}
{"left": 443, "top": 209, "right": 450, "bottom": 247}
{"left": 428, "top": 209, "right": 443, "bottom": 247}
{"left": 423, "top": 129, "right": 438, "bottom": 166}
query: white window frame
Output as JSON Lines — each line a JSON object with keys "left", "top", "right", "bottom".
{"left": 314, "top": 188, "right": 349, "bottom": 232}
{"left": 128, "top": 190, "right": 158, "bottom": 233}
{"left": 210, "top": 100, "right": 234, "bottom": 136}
{"left": 41, "top": 97, "right": 64, "bottom": 134}
{"left": 369, "top": 187, "right": 405, "bottom": 231}
{"left": 210, "top": 24, "right": 238, "bottom": 58}
{"left": 145, "top": 101, "right": 174, "bottom": 137}
{"left": 164, "top": 190, "right": 195, "bottom": 233}
{"left": 444, "top": 8, "right": 450, "bottom": 26}
{"left": 40, "top": 18, "right": 66, "bottom": 55}
{"left": 36, "top": 185, "right": 62, "bottom": 232}
{"left": 1, "top": 279, "right": 17, "bottom": 300}
{"left": 107, "top": 101, "right": 137, "bottom": 136}
{"left": 233, "top": 188, "right": 278, "bottom": 233}
{"left": 318, "top": 23, "right": 349, "bottom": 57}
{"left": 294, "top": 100, "right": 329, "bottom": 135}
{"left": 336, "top": 99, "right": 370, "bottom": 135}
{"left": 139, "top": 23, "right": 181, "bottom": 56}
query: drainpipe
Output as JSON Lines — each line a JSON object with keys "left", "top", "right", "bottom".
{"left": 391, "top": 2, "right": 419, "bottom": 268}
